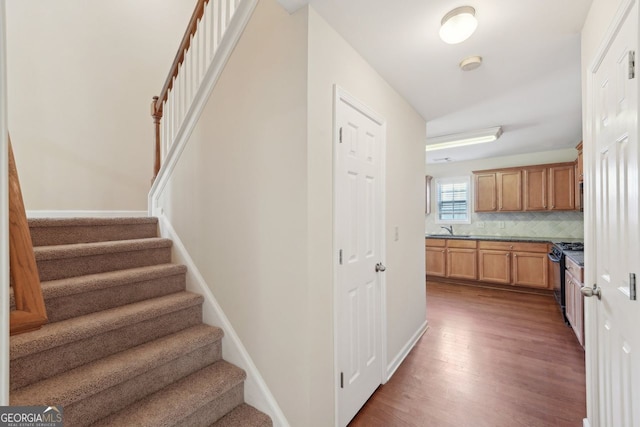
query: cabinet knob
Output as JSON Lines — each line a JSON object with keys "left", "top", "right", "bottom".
{"left": 505, "top": 253, "right": 509, "bottom": 257}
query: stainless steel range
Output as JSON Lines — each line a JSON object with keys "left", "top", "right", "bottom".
{"left": 548, "top": 241, "right": 584, "bottom": 323}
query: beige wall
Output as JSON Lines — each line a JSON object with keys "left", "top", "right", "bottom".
{"left": 425, "top": 148, "right": 584, "bottom": 238}
{"left": 307, "top": 7, "right": 427, "bottom": 425}
{"left": 158, "top": 1, "right": 427, "bottom": 425}
{"left": 159, "top": 0, "right": 311, "bottom": 424}
{"left": 6, "top": 0, "right": 193, "bottom": 210}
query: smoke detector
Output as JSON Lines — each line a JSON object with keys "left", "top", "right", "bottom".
{"left": 460, "top": 55, "right": 483, "bottom": 71}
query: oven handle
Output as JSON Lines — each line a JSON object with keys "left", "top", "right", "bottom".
{"left": 548, "top": 253, "right": 561, "bottom": 263}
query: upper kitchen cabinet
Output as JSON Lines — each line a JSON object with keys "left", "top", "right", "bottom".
{"left": 548, "top": 164, "right": 575, "bottom": 210}
{"left": 474, "top": 170, "right": 521, "bottom": 212}
{"left": 497, "top": 171, "right": 522, "bottom": 211}
{"left": 474, "top": 161, "right": 576, "bottom": 212}
{"left": 474, "top": 173, "right": 497, "bottom": 212}
{"left": 576, "top": 142, "right": 584, "bottom": 183}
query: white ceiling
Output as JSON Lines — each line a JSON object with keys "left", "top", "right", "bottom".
{"left": 278, "top": 0, "right": 593, "bottom": 164}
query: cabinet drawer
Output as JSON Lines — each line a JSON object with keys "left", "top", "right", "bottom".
{"left": 447, "top": 239, "right": 477, "bottom": 249}
{"left": 566, "top": 256, "right": 584, "bottom": 283}
{"left": 477, "top": 240, "right": 548, "bottom": 253}
{"left": 478, "top": 241, "right": 514, "bottom": 251}
{"left": 426, "top": 238, "right": 446, "bottom": 247}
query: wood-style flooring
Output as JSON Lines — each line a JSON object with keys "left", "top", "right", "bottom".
{"left": 349, "top": 281, "right": 586, "bottom": 427}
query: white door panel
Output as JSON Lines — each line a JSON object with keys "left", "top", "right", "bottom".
{"left": 589, "top": 2, "right": 640, "bottom": 426}
{"left": 335, "top": 89, "right": 386, "bottom": 427}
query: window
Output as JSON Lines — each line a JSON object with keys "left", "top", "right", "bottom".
{"left": 435, "top": 176, "right": 471, "bottom": 224}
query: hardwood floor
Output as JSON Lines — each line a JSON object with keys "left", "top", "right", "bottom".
{"left": 349, "top": 281, "right": 586, "bottom": 427}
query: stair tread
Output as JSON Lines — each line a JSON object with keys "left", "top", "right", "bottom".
{"left": 29, "top": 217, "right": 158, "bottom": 229}
{"left": 11, "top": 324, "right": 224, "bottom": 407}
{"left": 40, "top": 264, "right": 187, "bottom": 299}
{"left": 10, "top": 291, "right": 203, "bottom": 360}
{"left": 91, "top": 360, "right": 246, "bottom": 427}
{"left": 34, "top": 238, "right": 172, "bottom": 261}
{"left": 211, "top": 404, "right": 272, "bottom": 427}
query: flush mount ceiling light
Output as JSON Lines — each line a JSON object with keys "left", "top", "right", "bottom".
{"left": 460, "top": 55, "right": 483, "bottom": 71}
{"left": 425, "top": 126, "right": 503, "bottom": 152}
{"left": 439, "top": 6, "right": 478, "bottom": 44}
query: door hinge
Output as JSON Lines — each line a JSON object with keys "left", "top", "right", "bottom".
{"left": 630, "top": 273, "right": 637, "bottom": 301}
{"left": 629, "top": 51, "right": 636, "bottom": 79}
{"left": 339, "top": 127, "right": 343, "bottom": 143}
{"left": 340, "top": 372, "right": 344, "bottom": 388}
{"left": 339, "top": 249, "right": 343, "bottom": 265}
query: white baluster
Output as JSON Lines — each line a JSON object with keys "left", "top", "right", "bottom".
{"left": 220, "top": 0, "right": 227, "bottom": 35}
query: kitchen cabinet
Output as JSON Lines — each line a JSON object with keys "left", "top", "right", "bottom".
{"left": 474, "top": 171, "right": 521, "bottom": 212}
{"left": 565, "top": 256, "right": 584, "bottom": 347}
{"left": 497, "top": 171, "right": 522, "bottom": 211}
{"left": 576, "top": 142, "right": 584, "bottom": 183}
{"left": 475, "top": 162, "right": 576, "bottom": 212}
{"left": 474, "top": 173, "right": 497, "bottom": 212}
{"left": 446, "top": 240, "right": 478, "bottom": 280}
{"left": 549, "top": 164, "right": 575, "bottom": 210}
{"left": 426, "top": 238, "right": 477, "bottom": 280}
{"left": 426, "top": 239, "right": 446, "bottom": 277}
{"left": 523, "top": 167, "right": 547, "bottom": 211}
{"left": 477, "top": 241, "right": 549, "bottom": 289}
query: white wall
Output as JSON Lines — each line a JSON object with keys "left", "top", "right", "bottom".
{"left": 425, "top": 148, "right": 584, "bottom": 238}
{"left": 6, "top": 0, "right": 193, "bottom": 210}
{"left": 158, "top": 0, "right": 310, "bottom": 424}
{"left": 307, "top": 6, "right": 427, "bottom": 424}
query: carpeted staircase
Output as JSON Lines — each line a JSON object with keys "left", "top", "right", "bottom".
{"left": 9, "top": 217, "right": 272, "bottom": 427}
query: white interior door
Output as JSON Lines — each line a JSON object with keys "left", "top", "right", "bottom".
{"left": 589, "top": 2, "right": 640, "bottom": 426}
{"left": 334, "top": 87, "right": 386, "bottom": 427}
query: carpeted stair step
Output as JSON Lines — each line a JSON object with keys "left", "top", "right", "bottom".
{"left": 11, "top": 324, "right": 224, "bottom": 427}
{"left": 34, "top": 237, "right": 172, "bottom": 281}
{"left": 90, "top": 361, "right": 248, "bottom": 426}
{"left": 10, "top": 264, "right": 188, "bottom": 323}
{"left": 29, "top": 217, "right": 159, "bottom": 246}
{"left": 10, "top": 292, "right": 203, "bottom": 390}
{"left": 211, "top": 403, "right": 273, "bottom": 427}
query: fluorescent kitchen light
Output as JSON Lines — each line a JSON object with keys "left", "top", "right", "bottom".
{"left": 425, "top": 126, "right": 503, "bottom": 152}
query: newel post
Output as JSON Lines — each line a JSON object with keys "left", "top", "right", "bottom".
{"left": 151, "top": 96, "right": 162, "bottom": 183}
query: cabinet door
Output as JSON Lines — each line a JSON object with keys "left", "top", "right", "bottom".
{"left": 523, "top": 167, "right": 547, "bottom": 211}
{"left": 549, "top": 165, "right": 575, "bottom": 210}
{"left": 446, "top": 248, "right": 477, "bottom": 280}
{"left": 474, "top": 173, "right": 497, "bottom": 212}
{"left": 512, "top": 251, "right": 549, "bottom": 288}
{"left": 478, "top": 250, "right": 511, "bottom": 284}
{"left": 565, "top": 270, "right": 575, "bottom": 326}
{"left": 497, "top": 170, "right": 522, "bottom": 211}
{"left": 426, "top": 247, "right": 446, "bottom": 277}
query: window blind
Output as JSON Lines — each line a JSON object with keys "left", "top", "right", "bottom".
{"left": 438, "top": 182, "right": 468, "bottom": 221}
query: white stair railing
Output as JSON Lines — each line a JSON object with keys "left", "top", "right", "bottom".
{"left": 151, "top": 0, "right": 255, "bottom": 183}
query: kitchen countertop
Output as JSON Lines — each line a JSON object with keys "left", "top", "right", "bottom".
{"left": 425, "top": 234, "right": 582, "bottom": 244}
{"left": 564, "top": 250, "right": 584, "bottom": 267}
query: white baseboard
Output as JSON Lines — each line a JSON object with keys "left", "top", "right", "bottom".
{"left": 583, "top": 418, "right": 591, "bottom": 427}
{"left": 26, "top": 210, "right": 148, "bottom": 218}
{"left": 157, "top": 215, "right": 289, "bottom": 427}
{"left": 385, "top": 320, "right": 428, "bottom": 381}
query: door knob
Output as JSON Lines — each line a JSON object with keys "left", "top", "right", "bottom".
{"left": 375, "top": 263, "right": 386, "bottom": 272}
{"left": 581, "top": 284, "right": 602, "bottom": 300}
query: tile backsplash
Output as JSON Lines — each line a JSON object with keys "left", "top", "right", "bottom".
{"left": 426, "top": 211, "right": 584, "bottom": 239}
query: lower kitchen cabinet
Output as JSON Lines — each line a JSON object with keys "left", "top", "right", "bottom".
{"left": 447, "top": 240, "right": 478, "bottom": 280}
{"left": 426, "top": 239, "right": 446, "bottom": 277}
{"left": 477, "top": 240, "right": 550, "bottom": 289}
{"left": 478, "top": 249, "right": 511, "bottom": 284}
{"left": 512, "top": 251, "right": 548, "bottom": 289}
{"left": 565, "top": 257, "right": 584, "bottom": 347}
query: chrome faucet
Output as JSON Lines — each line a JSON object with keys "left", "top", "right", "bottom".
{"left": 441, "top": 225, "right": 454, "bottom": 235}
